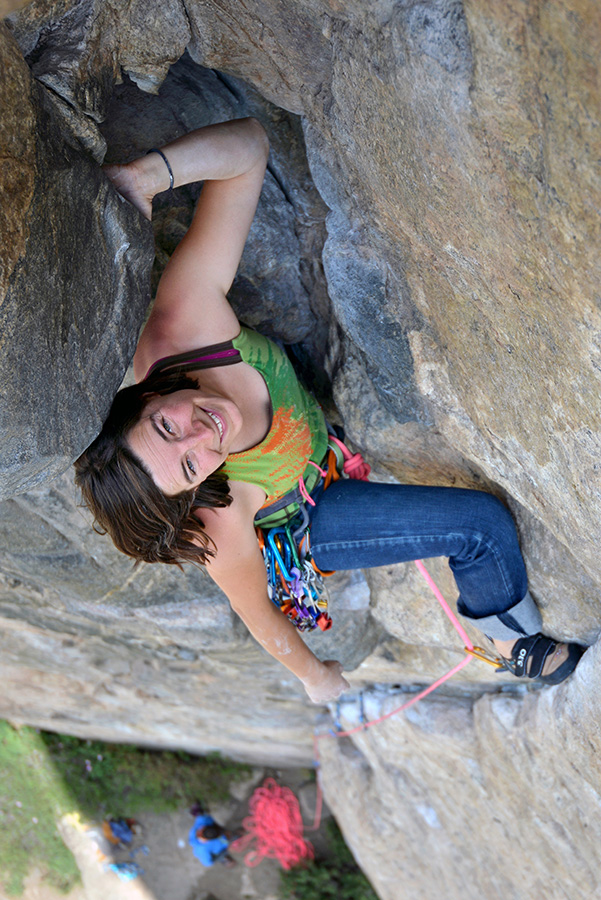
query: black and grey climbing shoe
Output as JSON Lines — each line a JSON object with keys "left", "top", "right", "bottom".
{"left": 497, "top": 633, "right": 584, "bottom": 685}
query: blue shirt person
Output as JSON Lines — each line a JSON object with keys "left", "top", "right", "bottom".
{"left": 188, "top": 815, "right": 230, "bottom": 866}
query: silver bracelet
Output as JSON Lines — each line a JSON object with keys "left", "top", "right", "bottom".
{"left": 146, "top": 148, "right": 174, "bottom": 191}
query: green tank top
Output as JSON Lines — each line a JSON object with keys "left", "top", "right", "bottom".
{"left": 225, "top": 329, "right": 329, "bottom": 505}
{"left": 146, "top": 327, "right": 329, "bottom": 508}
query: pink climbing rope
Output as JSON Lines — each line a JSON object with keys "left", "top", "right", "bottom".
{"left": 328, "top": 434, "right": 372, "bottom": 481}
{"left": 322, "top": 655, "right": 474, "bottom": 742}
{"left": 413, "top": 559, "right": 474, "bottom": 650}
{"left": 299, "top": 436, "right": 372, "bottom": 505}
{"left": 232, "top": 546, "right": 498, "bottom": 856}
{"left": 230, "top": 777, "right": 314, "bottom": 869}
{"left": 309, "top": 556, "right": 497, "bottom": 831}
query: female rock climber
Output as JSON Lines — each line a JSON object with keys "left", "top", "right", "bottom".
{"left": 74, "top": 118, "right": 583, "bottom": 702}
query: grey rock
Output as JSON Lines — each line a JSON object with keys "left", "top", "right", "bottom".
{"left": 0, "top": 23, "right": 154, "bottom": 499}
{"left": 1, "top": 3, "right": 601, "bottom": 898}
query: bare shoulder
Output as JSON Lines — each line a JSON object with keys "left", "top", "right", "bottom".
{"left": 200, "top": 481, "right": 268, "bottom": 604}
{"left": 199, "top": 480, "right": 266, "bottom": 566}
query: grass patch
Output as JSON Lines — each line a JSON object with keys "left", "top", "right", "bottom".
{"left": 280, "top": 819, "right": 378, "bottom": 900}
{"left": 0, "top": 721, "right": 80, "bottom": 896}
{"left": 40, "top": 733, "right": 252, "bottom": 818}
{"left": 0, "top": 721, "right": 252, "bottom": 896}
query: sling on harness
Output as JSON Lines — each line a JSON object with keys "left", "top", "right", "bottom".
{"left": 255, "top": 435, "right": 370, "bottom": 632}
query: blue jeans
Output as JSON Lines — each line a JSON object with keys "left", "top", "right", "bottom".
{"left": 309, "top": 480, "right": 542, "bottom": 640}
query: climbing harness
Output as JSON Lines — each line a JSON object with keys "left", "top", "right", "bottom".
{"left": 230, "top": 777, "right": 314, "bottom": 869}
{"left": 256, "top": 435, "right": 371, "bottom": 633}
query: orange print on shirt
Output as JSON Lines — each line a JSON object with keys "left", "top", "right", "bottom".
{"left": 228, "top": 405, "right": 314, "bottom": 504}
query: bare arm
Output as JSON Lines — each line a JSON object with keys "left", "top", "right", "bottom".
{"left": 202, "top": 487, "right": 350, "bottom": 703}
{"left": 103, "top": 118, "right": 270, "bottom": 378}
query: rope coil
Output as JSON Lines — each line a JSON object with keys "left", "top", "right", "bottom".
{"left": 230, "top": 778, "right": 314, "bottom": 869}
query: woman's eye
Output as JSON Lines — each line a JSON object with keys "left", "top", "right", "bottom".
{"left": 162, "top": 419, "right": 174, "bottom": 435}
{"left": 186, "top": 458, "right": 196, "bottom": 476}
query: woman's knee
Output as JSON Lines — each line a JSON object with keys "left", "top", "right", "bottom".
{"left": 463, "top": 491, "right": 522, "bottom": 557}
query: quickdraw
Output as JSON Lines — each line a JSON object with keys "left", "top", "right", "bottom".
{"left": 257, "top": 518, "right": 333, "bottom": 632}
{"left": 256, "top": 433, "right": 371, "bottom": 634}
{"left": 464, "top": 645, "right": 504, "bottom": 668}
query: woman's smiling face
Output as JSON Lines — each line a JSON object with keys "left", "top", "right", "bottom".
{"left": 126, "top": 388, "right": 242, "bottom": 495}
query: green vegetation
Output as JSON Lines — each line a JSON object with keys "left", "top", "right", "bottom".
{"left": 40, "top": 732, "right": 251, "bottom": 817}
{"left": 0, "top": 721, "right": 79, "bottom": 896}
{"left": 1, "top": 721, "right": 375, "bottom": 900}
{"left": 0, "top": 721, "right": 252, "bottom": 896}
{"left": 280, "top": 819, "right": 378, "bottom": 900}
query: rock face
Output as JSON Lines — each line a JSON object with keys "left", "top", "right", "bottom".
{"left": 1, "top": 1, "right": 601, "bottom": 898}
{"left": 0, "top": 23, "right": 154, "bottom": 499}
{"left": 319, "top": 647, "right": 601, "bottom": 900}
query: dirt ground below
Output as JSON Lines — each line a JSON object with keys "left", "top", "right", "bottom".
{"left": 6, "top": 768, "right": 332, "bottom": 900}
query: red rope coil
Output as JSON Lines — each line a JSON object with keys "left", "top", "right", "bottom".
{"left": 230, "top": 777, "right": 314, "bottom": 869}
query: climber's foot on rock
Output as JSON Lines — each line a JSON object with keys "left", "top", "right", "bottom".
{"left": 491, "top": 634, "right": 584, "bottom": 685}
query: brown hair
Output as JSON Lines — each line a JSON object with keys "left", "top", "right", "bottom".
{"left": 74, "top": 371, "right": 232, "bottom": 566}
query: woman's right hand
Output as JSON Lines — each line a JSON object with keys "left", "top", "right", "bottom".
{"left": 103, "top": 153, "right": 170, "bottom": 221}
{"left": 302, "top": 659, "right": 350, "bottom": 704}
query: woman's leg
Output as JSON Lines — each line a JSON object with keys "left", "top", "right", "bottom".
{"left": 309, "top": 480, "right": 541, "bottom": 641}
